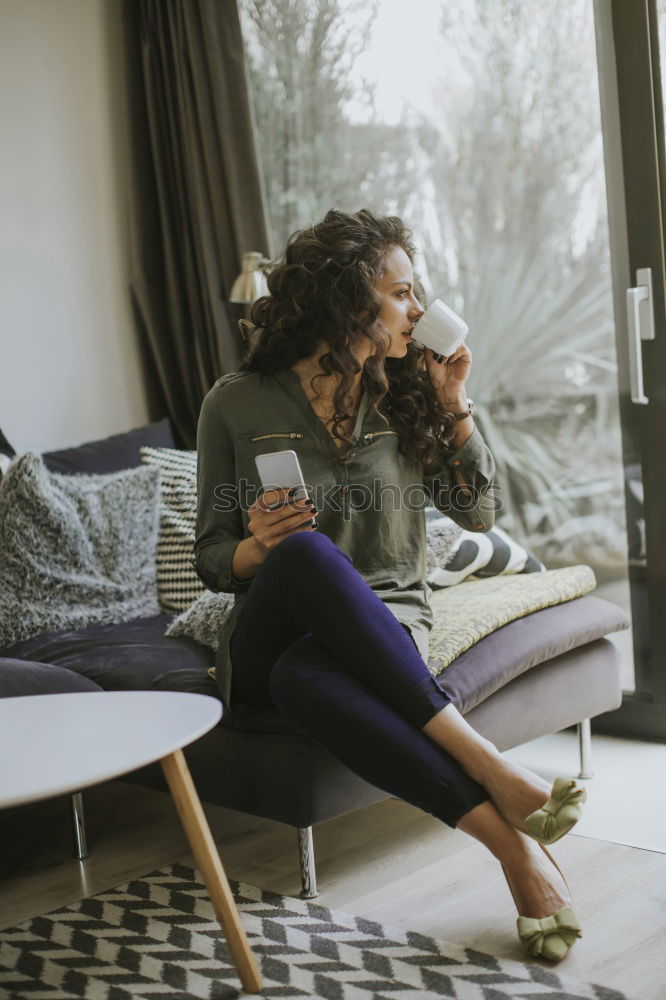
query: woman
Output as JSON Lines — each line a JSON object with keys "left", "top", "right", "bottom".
{"left": 195, "top": 209, "right": 586, "bottom": 962}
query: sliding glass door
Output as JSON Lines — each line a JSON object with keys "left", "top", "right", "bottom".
{"left": 593, "top": 0, "right": 666, "bottom": 738}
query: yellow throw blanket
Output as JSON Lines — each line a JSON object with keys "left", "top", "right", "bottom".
{"left": 427, "top": 565, "right": 597, "bottom": 676}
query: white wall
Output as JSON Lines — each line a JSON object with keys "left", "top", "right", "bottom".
{"left": 0, "top": 0, "right": 149, "bottom": 454}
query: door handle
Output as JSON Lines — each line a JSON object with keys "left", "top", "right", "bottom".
{"left": 626, "top": 267, "right": 655, "bottom": 405}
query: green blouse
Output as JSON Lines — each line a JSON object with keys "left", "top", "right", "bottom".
{"left": 195, "top": 368, "right": 496, "bottom": 705}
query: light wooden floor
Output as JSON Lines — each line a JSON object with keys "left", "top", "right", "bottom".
{"left": 1, "top": 781, "right": 664, "bottom": 1000}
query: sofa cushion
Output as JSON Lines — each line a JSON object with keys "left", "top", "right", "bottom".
{"left": 0, "top": 658, "right": 102, "bottom": 697}
{"left": 464, "top": 638, "right": 621, "bottom": 750}
{"left": 428, "top": 565, "right": 600, "bottom": 674}
{"left": 42, "top": 419, "right": 174, "bottom": 475}
{"left": 425, "top": 512, "right": 544, "bottom": 587}
{"left": 166, "top": 589, "right": 235, "bottom": 648}
{"left": 0, "top": 454, "right": 161, "bottom": 647}
{"left": 441, "top": 595, "right": 629, "bottom": 714}
{"left": 3, "top": 615, "right": 212, "bottom": 692}
{"left": 139, "top": 446, "right": 204, "bottom": 613}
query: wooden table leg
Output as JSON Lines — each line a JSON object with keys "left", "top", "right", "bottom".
{"left": 160, "top": 749, "right": 263, "bottom": 993}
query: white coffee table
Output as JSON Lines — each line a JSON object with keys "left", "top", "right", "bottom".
{"left": 0, "top": 691, "right": 262, "bottom": 993}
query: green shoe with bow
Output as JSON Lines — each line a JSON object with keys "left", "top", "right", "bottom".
{"left": 504, "top": 846, "right": 582, "bottom": 964}
{"left": 524, "top": 777, "right": 587, "bottom": 845}
{"left": 517, "top": 905, "right": 582, "bottom": 962}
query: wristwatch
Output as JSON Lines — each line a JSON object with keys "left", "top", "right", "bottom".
{"left": 452, "top": 398, "right": 477, "bottom": 421}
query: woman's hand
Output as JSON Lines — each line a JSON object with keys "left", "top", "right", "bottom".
{"left": 247, "top": 488, "right": 318, "bottom": 561}
{"left": 423, "top": 343, "right": 472, "bottom": 406}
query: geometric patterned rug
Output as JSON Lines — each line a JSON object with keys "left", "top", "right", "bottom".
{"left": 0, "top": 863, "right": 631, "bottom": 999}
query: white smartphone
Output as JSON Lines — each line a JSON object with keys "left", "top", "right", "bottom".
{"left": 255, "top": 449, "right": 309, "bottom": 509}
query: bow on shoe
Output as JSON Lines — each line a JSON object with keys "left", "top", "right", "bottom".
{"left": 517, "top": 906, "right": 582, "bottom": 962}
{"left": 524, "top": 777, "right": 587, "bottom": 844}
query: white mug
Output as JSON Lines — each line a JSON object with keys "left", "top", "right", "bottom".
{"left": 411, "top": 298, "right": 468, "bottom": 357}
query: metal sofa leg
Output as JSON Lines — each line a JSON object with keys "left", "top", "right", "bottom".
{"left": 71, "top": 792, "right": 89, "bottom": 860}
{"left": 577, "top": 719, "right": 593, "bottom": 780}
{"left": 297, "top": 826, "right": 319, "bottom": 899}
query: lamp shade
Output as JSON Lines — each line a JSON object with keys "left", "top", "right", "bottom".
{"left": 230, "top": 251, "right": 269, "bottom": 304}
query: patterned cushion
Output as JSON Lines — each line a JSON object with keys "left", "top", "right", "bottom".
{"left": 0, "top": 453, "right": 160, "bottom": 648}
{"left": 427, "top": 565, "right": 597, "bottom": 675}
{"left": 140, "top": 446, "right": 204, "bottom": 613}
{"left": 166, "top": 589, "right": 235, "bottom": 648}
{"left": 425, "top": 509, "right": 544, "bottom": 587}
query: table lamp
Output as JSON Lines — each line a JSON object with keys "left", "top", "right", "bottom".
{"left": 230, "top": 251, "right": 269, "bottom": 305}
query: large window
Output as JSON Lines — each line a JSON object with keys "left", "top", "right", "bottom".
{"left": 240, "top": 0, "right": 633, "bottom": 683}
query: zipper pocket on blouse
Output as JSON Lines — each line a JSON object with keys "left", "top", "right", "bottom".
{"left": 362, "top": 430, "right": 398, "bottom": 441}
{"left": 249, "top": 432, "right": 305, "bottom": 443}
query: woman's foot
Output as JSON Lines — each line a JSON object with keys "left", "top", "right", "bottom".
{"left": 477, "top": 756, "right": 587, "bottom": 843}
{"left": 502, "top": 835, "right": 570, "bottom": 918}
{"left": 457, "top": 800, "right": 581, "bottom": 963}
{"left": 422, "top": 707, "right": 565, "bottom": 838}
{"left": 457, "top": 800, "right": 581, "bottom": 962}
{"left": 502, "top": 838, "right": 582, "bottom": 962}
{"left": 421, "top": 706, "right": 584, "bottom": 841}
{"left": 474, "top": 751, "right": 553, "bottom": 834}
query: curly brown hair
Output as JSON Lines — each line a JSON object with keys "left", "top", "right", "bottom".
{"left": 239, "top": 208, "right": 457, "bottom": 468}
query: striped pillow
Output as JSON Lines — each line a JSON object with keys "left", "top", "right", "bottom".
{"left": 140, "top": 446, "right": 204, "bottom": 613}
{"left": 425, "top": 510, "right": 544, "bottom": 588}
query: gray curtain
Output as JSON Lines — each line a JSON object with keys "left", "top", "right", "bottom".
{"left": 125, "top": 0, "right": 271, "bottom": 448}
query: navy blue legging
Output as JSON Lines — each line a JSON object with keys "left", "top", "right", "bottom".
{"left": 229, "top": 531, "right": 489, "bottom": 828}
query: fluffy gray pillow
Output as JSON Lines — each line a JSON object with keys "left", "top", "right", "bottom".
{"left": 165, "top": 589, "right": 234, "bottom": 650}
{"left": 0, "top": 452, "right": 161, "bottom": 648}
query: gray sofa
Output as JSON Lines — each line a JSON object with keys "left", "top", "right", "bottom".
{"left": 0, "top": 421, "right": 628, "bottom": 897}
